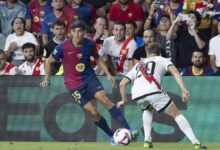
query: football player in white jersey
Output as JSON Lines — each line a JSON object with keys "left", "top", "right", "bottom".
{"left": 117, "top": 42, "right": 207, "bottom": 149}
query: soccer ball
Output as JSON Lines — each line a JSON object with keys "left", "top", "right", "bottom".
{"left": 113, "top": 128, "right": 132, "bottom": 145}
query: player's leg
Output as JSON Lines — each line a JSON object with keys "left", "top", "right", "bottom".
{"left": 70, "top": 86, "right": 114, "bottom": 139}
{"left": 141, "top": 104, "right": 154, "bottom": 148}
{"left": 83, "top": 101, "right": 114, "bottom": 137}
{"left": 163, "top": 101, "right": 207, "bottom": 149}
{"left": 94, "top": 90, "right": 131, "bottom": 129}
{"left": 94, "top": 90, "right": 138, "bottom": 138}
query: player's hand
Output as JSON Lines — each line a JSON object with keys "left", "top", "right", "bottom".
{"left": 107, "top": 75, "right": 117, "bottom": 88}
{"left": 116, "top": 100, "right": 126, "bottom": 108}
{"left": 40, "top": 79, "right": 50, "bottom": 87}
{"left": 182, "top": 89, "right": 189, "bottom": 102}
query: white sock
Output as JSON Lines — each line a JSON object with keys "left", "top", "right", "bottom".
{"left": 143, "top": 110, "right": 153, "bottom": 142}
{"left": 175, "top": 114, "right": 200, "bottom": 144}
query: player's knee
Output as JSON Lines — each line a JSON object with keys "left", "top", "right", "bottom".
{"left": 90, "top": 109, "right": 101, "bottom": 120}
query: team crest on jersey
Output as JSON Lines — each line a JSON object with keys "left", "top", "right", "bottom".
{"left": 77, "top": 53, "right": 83, "bottom": 59}
{"left": 75, "top": 63, "right": 85, "bottom": 72}
{"left": 90, "top": 56, "right": 95, "bottom": 61}
{"left": 128, "top": 13, "right": 133, "bottom": 18}
{"left": 40, "top": 11, "right": 45, "bottom": 16}
{"left": 121, "top": 49, "right": 127, "bottom": 55}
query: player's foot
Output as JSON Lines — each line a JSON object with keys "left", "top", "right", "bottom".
{"left": 193, "top": 143, "right": 207, "bottom": 149}
{"left": 144, "top": 141, "right": 153, "bottom": 148}
{"left": 129, "top": 129, "right": 139, "bottom": 140}
{"left": 110, "top": 136, "right": 116, "bottom": 146}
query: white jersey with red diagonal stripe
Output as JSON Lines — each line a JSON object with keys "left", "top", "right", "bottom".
{"left": 125, "top": 56, "right": 173, "bottom": 100}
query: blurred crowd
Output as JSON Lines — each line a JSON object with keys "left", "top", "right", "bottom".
{"left": 0, "top": 0, "right": 220, "bottom": 76}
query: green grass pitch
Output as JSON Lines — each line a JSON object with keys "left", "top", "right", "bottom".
{"left": 0, "top": 142, "right": 219, "bottom": 150}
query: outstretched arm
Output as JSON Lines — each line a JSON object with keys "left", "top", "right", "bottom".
{"left": 168, "top": 65, "right": 189, "bottom": 101}
{"left": 40, "top": 56, "right": 56, "bottom": 87}
{"left": 117, "top": 77, "right": 130, "bottom": 108}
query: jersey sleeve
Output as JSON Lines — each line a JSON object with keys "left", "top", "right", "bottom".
{"left": 125, "top": 63, "right": 138, "bottom": 81}
{"left": 51, "top": 43, "right": 64, "bottom": 61}
{"left": 127, "top": 40, "right": 137, "bottom": 59}
{"left": 163, "top": 58, "right": 173, "bottom": 71}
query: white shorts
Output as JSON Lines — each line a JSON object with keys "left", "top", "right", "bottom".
{"left": 136, "top": 92, "right": 171, "bottom": 113}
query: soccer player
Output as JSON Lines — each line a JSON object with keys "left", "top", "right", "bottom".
{"left": 40, "top": 20, "right": 138, "bottom": 144}
{"left": 117, "top": 42, "right": 207, "bottom": 149}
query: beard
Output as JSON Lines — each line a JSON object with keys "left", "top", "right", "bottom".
{"left": 193, "top": 61, "right": 203, "bottom": 68}
{"left": 25, "top": 56, "right": 35, "bottom": 62}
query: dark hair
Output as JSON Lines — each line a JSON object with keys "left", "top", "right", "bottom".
{"left": 11, "top": 17, "right": 25, "bottom": 27}
{"left": 160, "top": 15, "right": 170, "bottom": 21}
{"left": 189, "top": 10, "right": 202, "bottom": 27}
{"left": 52, "top": 19, "right": 66, "bottom": 28}
{"left": 146, "top": 42, "right": 161, "bottom": 55}
{"left": 71, "top": 20, "right": 86, "bottom": 30}
{"left": 125, "top": 20, "right": 137, "bottom": 29}
{"left": 11, "top": 17, "right": 25, "bottom": 33}
{"left": 113, "top": 21, "right": 126, "bottom": 28}
{"left": 21, "top": 43, "right": 36, "bottom": 51}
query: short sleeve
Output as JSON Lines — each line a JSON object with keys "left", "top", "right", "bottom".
{"left": 51, "top": 43, "right": 64, "bottom": 61}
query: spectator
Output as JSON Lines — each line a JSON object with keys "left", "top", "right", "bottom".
{"left": 109, "top": 0, "right": 144, "bottom": 34}
{"left": 43, "top": 20, "right": 66, "bottom": 75}
{"left": 63, "top": 0, "right": 96, "bottom": 26}
{"left": 0, "top": 33, "right": 6, "bottom": 50}
{"left": 209, "top": 20, "right": 220, "bottom": 75}
{"left": 132, "top": 29, "right": 155, "bottom": 64}
{"left": 93, "top": 17, "right": 109, "bottom": 43}
{"left": 4, "top": 17, "right": 39, "bottom": 66}
{"left": 167, "top": 11, "right": 206, "bottom": 69}
{"left": 41, "top": 0, "right": 71, "bottom": 45}
{"left": 0, "top": 50, "right": 18, "bottom": 75}
{"left": 125, "top": 21, "right": 144, "bottom": 48}
{"left": 18, "top": 42, "right": 45, "bottom": 75}
{"left": 144, "top": 14, "right": 176, "bottom": 61}
{"left": 92, "top": 17, "right": 109, "bottom": 75}
{"left": 0, "top": 0, "right": 26, "bottom": 38}
{"left": 102, "top": 22, "right": 137, "bottom": 75}
{"left": 84, "top": 0, "right": 113, "bottom": 17}
{"left": 181, "top": 50, "right": 214, "bottom": 76}
{"left": 25, "top": 0, "right": 53, "bottom": 35}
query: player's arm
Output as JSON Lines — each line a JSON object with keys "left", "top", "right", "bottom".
{"left": 96, "top": 56, "right": 116, "bottom": 88}
{"left": 117, "top": 77, "right": 130, "bottom": 108}
{"left": 168, "top": 65, "right": 189, "bottom": 101}
{"left": 40, "top": 55, "right": 56, "bottom": 87}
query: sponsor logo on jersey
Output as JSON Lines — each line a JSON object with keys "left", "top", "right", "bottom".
{"left": 75, "top": 63, "right": 85, "bottom": 72}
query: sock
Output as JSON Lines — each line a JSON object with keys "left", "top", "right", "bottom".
{"left": 109, "top": 105, "right": 130, "bottom": 129}
{"left": 175, "top": 114, "right": 200, "bottom": 144}
{"left": 143, "top": 110, "right": 153, "bottom": 142}
{"left": 95, "top": 116, "right": 113, "bottom": 137}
